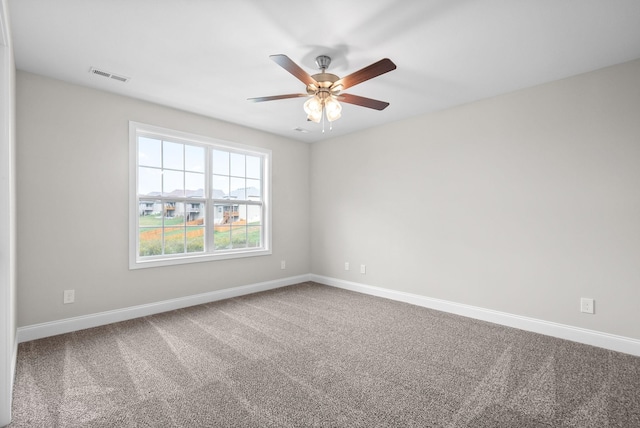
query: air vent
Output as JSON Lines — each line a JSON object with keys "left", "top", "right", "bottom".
{"left": 293, "top": 127, "right": 309, "bottom": 133}
{"left": 89, "top": 67, "right": 130, "bottom": 83}
{"left": 109, "top": 74, "right": 129, "bottom": 83}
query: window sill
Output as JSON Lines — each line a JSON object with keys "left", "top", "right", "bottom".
{"left": 129, "top": 248, "right": 272, "bottom": 270}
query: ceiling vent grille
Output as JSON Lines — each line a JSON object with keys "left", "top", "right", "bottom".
{"left": 90, "top": 67, "right": 130, "bottom": 83}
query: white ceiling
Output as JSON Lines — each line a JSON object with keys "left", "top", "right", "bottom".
{"left": 8, "top": 0, "right": 640, "bottom": 143}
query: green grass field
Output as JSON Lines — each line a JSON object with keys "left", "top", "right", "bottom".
{"left": 139, "top": 215, "right": 260, "bottom": 256}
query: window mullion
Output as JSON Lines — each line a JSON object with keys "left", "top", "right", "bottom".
{"left": 160, "top": 141, "right": 165, "bottom": 255}
{"left": 212, "top": 199, "right": 262, "bottom": 205}
{"left": 205, "top": 146, "right": 214, "bottom": 253}
{"left": 183, "top": 145, "right": 187, "bottom": 253}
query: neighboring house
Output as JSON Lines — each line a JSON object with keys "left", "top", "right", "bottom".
{"left": 139, "top": 201, "right": 154, "bottom": 216}
{"left": 186, "top": 202, "right": 201, "bottom": 222}
{"left": 138, "top": 188, "right": 258, "bottom": 224}
{"left": 214, "top": 187, "right": 260, "bottom": 225}
{"left": 164, "top": 201, "right": 176, "bottom": 218}
{"left": 217, "top": 204, "right": 240, "bottom": 224}
{"left": 230, "top": 186, "right": 260, "bottom": 201}
{"left": 214, "top": 187, "right": 260, "bottom": 224}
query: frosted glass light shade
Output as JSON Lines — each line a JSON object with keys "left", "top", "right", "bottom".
{"left": 303, "top": 96, "right": 322, "bottom": 115}
{"left": 325, "top": 98, "right": 342, "bottom": 122}
{"left": 307, "top": 109, "right": 322, "bottom": 123}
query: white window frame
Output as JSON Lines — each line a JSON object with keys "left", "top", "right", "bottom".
{"left": 129, "top": 122, "right": 271, "bottom": 269}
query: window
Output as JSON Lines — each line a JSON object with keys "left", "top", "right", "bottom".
{"left": 129, "top": 122, "right": 271, "bottom": 268}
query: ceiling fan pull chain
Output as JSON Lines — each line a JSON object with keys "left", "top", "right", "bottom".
{"left": 322, "top": 107, "right": 326, "bottom": 133}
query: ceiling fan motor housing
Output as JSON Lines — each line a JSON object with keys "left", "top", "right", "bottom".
{"left": 306, "top": 55, "right": 341, "bottom": 95}
{"left": 307, "top": 73, "right": 340, "bottom": 95}
{"left": 315, "top": 55, "right": 331, "bottom": 71}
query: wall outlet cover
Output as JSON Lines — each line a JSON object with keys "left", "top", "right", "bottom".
{"left": 63, "top": 289, "right": 75, "bottom": 304}
{"left": 580, "top": 297, "right": 595, "bottom": 314}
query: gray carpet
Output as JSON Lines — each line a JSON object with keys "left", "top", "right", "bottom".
{"left": 9, "top": 282, "right": 640, "bottom": 427}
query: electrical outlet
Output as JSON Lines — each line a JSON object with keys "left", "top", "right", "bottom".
{"left": 344, "top": 262, "right": 350, "bottom": 271}
{"left": 63, "top": 289, "right": 75, "bottom": 304}
{"left": 280, "top": 260, "right": 286, "bottom": 269}
{"left": 360, "top": 264, "right": 366, "bottom": 274}
{"left": 580, "top": 297, "right": 594, "bottom": 314}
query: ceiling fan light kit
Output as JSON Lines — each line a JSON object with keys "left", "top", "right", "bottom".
{"left": 249, "top": 54, "right": 396, "bottom": 132}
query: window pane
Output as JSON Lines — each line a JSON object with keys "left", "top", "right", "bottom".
{"left": 235, "top": 204, "right": 247, "bottom": 224}
{"left": 139, "top": 167, "right": 162, "bottom": 196}
{"left": 246, "top": 179, "right": 261, "bottom": 200}
{"left": 187, "top": 227, "right": 204, "bottom": 253}
{"left": 163, "top": 170, "right": 184, "bottom": 196}
{"left": 139, "top": 200, "right": 162, "bottom": 226}
{"left": 212, "top": 175, "right": 229, "bottom": 198}
{"left": 229, "top": 204, "right": 240, "bottom": 224}
{"left": 214, "top": 203, "right": 225, "bottom": 225}
{"left": 187, "top": 188, "right": 204, "bottom": 198}
{"left": 246, "top": 155, "right": 261, "bottom": 179}
{"left": 185, "top": 172, "right": 204, "bottom": 197}
{"left": 231, "top": 225, "right": 247, "bottom": 248}
{"left": 185, "top": 145, "right": 204, "bottom": 172}
{"left": 214, "top": 225, "right": 230, "bottom": 250}
{"left": 230, "top": 177, "right": 245, "bottom": 198}
{"left": 214, "top": 202, "right": 238, "bottom": 224}
{"left": 186, "top": 202, "right": 204, "bottom": 225}
{"left": 247, "top": 205, "right": 261, "bottom": 225}
{"left": 139, "top": 137, "right": 161, "bottom": 168}
{"left": 247, "top": 225, "right": 261, "bottom": 248}
{"left": 212, "top": 150, "right": 229, "bottom": 175}
{"left": 164, "top": 227, "right": 185, "bottom": 254}
{"left": 139, "top": 228, "right": 162, "bottom": 256}
{"left": 164, "top": 201, "right": 185, "bottom": 255}
{"left": 163, "top": 141, "right": 183, "bottom": 170}
{"left": 230, "top": 153, "right": 245, "bottom": 177}
{"left": 164, "top": 202, "right": 184, "bottom": 224}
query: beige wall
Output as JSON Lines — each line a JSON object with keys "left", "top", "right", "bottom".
{"left": 311, "top": 59, "right": 640, "bottom": 340}
{"left": 16, "top": 59, "right": 640, "bottom": 342}
{"left": 16, "top": 71, "right": 310, "bottom": 326}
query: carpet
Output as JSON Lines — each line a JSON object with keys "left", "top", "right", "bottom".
{"left": 9, "top": 282, "right": 640, "bottom": 427}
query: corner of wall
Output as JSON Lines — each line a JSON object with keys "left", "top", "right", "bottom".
{"left": 0, "top": 0, "right": 17, "bottom": 425}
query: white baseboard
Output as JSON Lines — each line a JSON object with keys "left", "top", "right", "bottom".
{"left": 17, "top": 273, "right": 640, "bottom": 357}
{"left": 310, "top": 274, "right": 640, "bottom": 357}
{"left": 17, "top": 274, "right": 311, "bottom": 343}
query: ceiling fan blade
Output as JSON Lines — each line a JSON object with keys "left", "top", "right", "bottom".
{"left": 338, "top": 93, "right": 390, "bottom": 110}
{"left": 269, "top": 54, "right": 318, "bottom": 87}
{"left": 334, "top": 58, "right": 396, "bottom": 90}
{"left": 248, "top": 93, "right": 308, "bottom": 102}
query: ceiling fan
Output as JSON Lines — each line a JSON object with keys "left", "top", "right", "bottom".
{"left": 248, "top": 54, "right": 396, "bottom": 126}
